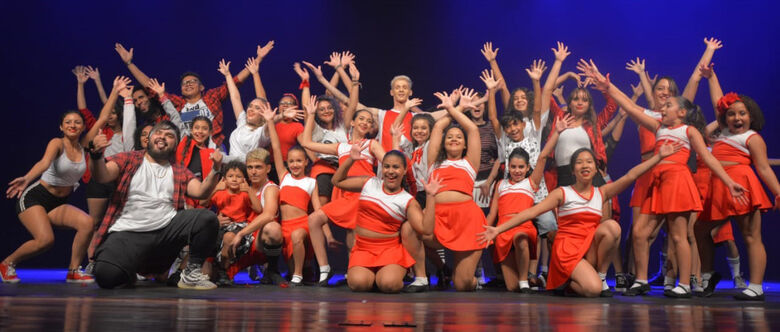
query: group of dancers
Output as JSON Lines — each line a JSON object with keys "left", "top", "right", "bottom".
{"left": 2, "top": 38, "right": 778, "bottom": 300}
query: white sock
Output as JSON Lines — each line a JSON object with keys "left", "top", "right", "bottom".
{"left": 540, "top": 266, "right": 548, "bottom": 273}
{"left": 318, "top": 265, "right": 331, "bottom": 282}
{"left": 727, "top": 256, "right": 741, "bottom": 279}
{"left": 671, "top": 283, "right": 691, "bottom": 294}
{"left": 410, "top": 277, "right": 428, "bottom": 286}
{"left": 745, "top": 283, "right": 764, "bottom": 296}
{"left": 518, "top": 280, "right": 530, "bottom": 289}
{"left": 664, "top": 276, "right": 676, "bottom": 285}
{"left": 291, "top": 274, "right": 303, "bottom": 283}
{"left": 598, "top": 273, "right": 608, "bottom": 290}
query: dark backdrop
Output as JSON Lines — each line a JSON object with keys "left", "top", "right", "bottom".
{"left": 2, "top": 1, "right": 778, "bottom": 278}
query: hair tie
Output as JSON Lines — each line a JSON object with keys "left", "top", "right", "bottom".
{"left": 716, "top": 92, "right": 741, "bottom": 115}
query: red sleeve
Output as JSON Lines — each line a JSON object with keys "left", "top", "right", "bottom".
{"left": 596, "top": 92, "right": 618, "bottom": 130}
{"left": 80, "top": 108, "right": 97, "bottom": 131}
{"left": 204, "top": 76, "right": 241, "bottom": 104}
{"left": 105, "top": 151, "right": 132, "bottom": 169}
{"left": 549, "top": 97, "right": 563, "bottom": 118}
{"left": 210, "top": 190, "right": 225, "bottom": 208}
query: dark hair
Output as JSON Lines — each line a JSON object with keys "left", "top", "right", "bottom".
{"left": 566, "top": 88, "right": 598, "bottom": 125}
{"left": 569, "top": 148, "right": 596, "bottom": 171}
{"left": 383, "top": 150, "right": 408, "bottom": 168}
{"left": 506, "top": 147, "right": 532, "bottom": 179}
{"left": 223, "top": 160, "right": 248, "bottom": 180}
{"left": 411, "top": 113, "right": 434, "bottom": 147}
{"left": 468, "top": 92, "right": 488, "bottom": 122}
{"left": 150, "top": 120, "right": 182, "bottom": 144}
{"left": 134, "top": 123, "right": 154, "bottom": 150}
{"left": 435, "top": 125, "right": 468, "bottom": 166}
{"left": 717, "top": 94, "right": 764, "bottom": 132}
{"left": 60, "top": 110, "right": 85, "bottom": 124}
{"left": 131, "top": 86, "right": 165, "bottom": 122}
{"left": 506, "top": 87, "right": 534, "bottom": 116}
{"left": 500, "top": 111, "right": 525, "bottom": 129}
{"left": 179, "top": 71, "right": 203, "bottom": 86}
{"left": 652, "top": 76, "right": 680, "bottom": 99}
{"left": 111, "top": 98, "right": 124, "bottom": 129}
{"left": 676, "top": 97, "right": 707, "bottom": 137}
{"left": 180, "top": 116, "right": 213, "bottom": 162}
{"left": 315, "top": 95, "right": 344, "bottom": 130}
{"left": 286, "top": 145, "right": 307, "bottom": 160}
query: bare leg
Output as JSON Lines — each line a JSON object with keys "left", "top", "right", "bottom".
{"left": 290, "top": 229, "right": 309, "bottom": 277}
{"left": 667, "top": 213, "right": 691, "bottom": 287}
{"left": 5, "top": 206, "right": 56, "bottom": 265}
{"left": 401, "top": 222, "right": 426, "bottom": 280}
{"left": 512, "top": 233, "right": 531, "bottom": 282}
{"left": 688, "top": 212, "right": 702, "bottom": 283}
{"left": 347, "top": 266, "right": 375, "bottom": 292}
{"left": 631, "top": 213, "right": 660, "bottom": 281}
{"left": 500, "top": 251, "right": 519, "bottom": 292}
{"left": 307, "top": 210, "right": 330, "bottom": 267}
{"left": 452, "top": 250, "right": 482, "bottom": 291}
{"left": 374, "top": 264, "right": 407, "bottom": 293}
{"left": 48, "top": 204, "right": 93, "bottom": 270}
{"left": 736, "top": 211, "right": 765, "bottom": 285}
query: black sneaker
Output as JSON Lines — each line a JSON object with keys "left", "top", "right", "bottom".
{"left": 260, "top": 270, "right": 287, "bottom": 285}
{"left": 248, "top": 265, "right": 261, "bottom": 282}
{"left": 215, "top": 269, "right": 233, "bottom": 287}
{"left": 403, "top": 283, "right": 429, "bottom": 293}
{"left": 517, "top": 287, "right": 534, "bottom": 294}
{"left": 435, "top": 265, "right": 452, "bottom": 290}
{"left": 167, "top": 269, "right": 182, "bottom": 287}
{"left": 701, "top": 272, "right": 722, "bottom": 297}
{"left": 289, "top": 280, "right": 304, "bottom": 288}
{"left": 623, "top": 283, "right": 651, "bottom": 296}
{"left": 615, "top": 274, "right": 628, "bottom": 292}
{"left": 600, "top": 289, "right": 614, "bottom": 297}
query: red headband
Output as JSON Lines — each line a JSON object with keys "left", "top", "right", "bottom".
{"left": 716, "top": 92, "right": 741, "bottom": 115}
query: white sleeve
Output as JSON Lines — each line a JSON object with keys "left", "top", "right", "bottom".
{"left": 497, "top": 133, "right": 507, "bottom": 163}
{"left": 163, "top": 99, "right": 188, "bottom": 137}
{"left": 399, "top": 135, "right": 414, "bottom": 157}
{"left": 122, "top": 98, "right": 136, "bottom": 151}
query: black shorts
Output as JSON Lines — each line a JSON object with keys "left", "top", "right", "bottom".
{"left": 85, "top": 178, "right": 116, "bottom": 199}
{"left": 16, "top": 181, "right": 68, "bottom": 215}
{"left": 414, "top": 190, "right": 427, "bottom": 207}
{"left": 316, "top": 173, "right": 334, "bottom": 198}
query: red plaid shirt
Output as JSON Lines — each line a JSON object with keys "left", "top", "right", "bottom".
{"left": 146, "top": 76, "right": 242, "bottom": 147}
{"left": 90, "top": 151, "right": 196, "bottom": 251}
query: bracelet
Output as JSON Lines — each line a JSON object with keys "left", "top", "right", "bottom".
{"left": 89, "top": 150, "right": 104, "bottom": 160}
{"left": 335, "top": 64, "right": 343, "bottom": 69}
{"left": 298, "top": 79, "right": 310, "bottom": 90}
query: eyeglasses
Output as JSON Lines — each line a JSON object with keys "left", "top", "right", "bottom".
{"left": 279, "top": 101, "right": 297, "bottom": 106}
{"left": 181, "top": 79, "right": 200, "bottom": 87}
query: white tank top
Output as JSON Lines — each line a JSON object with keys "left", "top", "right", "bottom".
{"left": 40, "top": 143, "right": 86, "bottom": 187}
{"left": 555, "top": 126, "right": 590, "bottom": 167}
{"left": 558, "top": 186, "right": 603, "bottom": 218}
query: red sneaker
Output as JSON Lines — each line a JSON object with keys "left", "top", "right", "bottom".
{"left": 66, "top": 267, "right": 95, "bottom": 284}
{"left": 0, "top": 262, "right": 20, "bottom": 283}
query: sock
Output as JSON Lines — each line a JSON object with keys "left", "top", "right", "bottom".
{"left": 263, "top": 244, "right": 282, "bottom": 271}
{"left": 540, "top": 266, "right": 548, "bottom": 274}
{"left": 664, "top": 276, "right": 676, "bottom": 285}
{"left": 518, "top": 280, "right": 530, "bottom": 289}
{"left": 291, "top": 274, "right": 303, "bottom": 283}
{"left": 671, "top": 283, "right": 690, "bottom": 295}
{"left": 598, "top": 273, "right": 608, "bottom": 290}
{"left": 630, "top": 279, "right": 648, "bottom": 289}
{"left": 727, "top": 256, "right": 741, "bottom": 279}
{"left": 318, "top": 265, "right": 331, "bottom": 282}
{"left": 745, "top": 283, "right": 763, "bottom": 296}
{"left": 410, "top": 277, "right": 428, "bottom": 286}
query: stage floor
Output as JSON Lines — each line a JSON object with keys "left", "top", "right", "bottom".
{"left": 0, "top": 270, "right": 776, "bottom": 331}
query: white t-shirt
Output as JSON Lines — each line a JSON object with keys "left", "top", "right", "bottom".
{"left": 110, "top": 158, "right": 178, "bottom": 232}
{"left": 227, "top": 112, "right": 269, "bottom": 162}
{"left": 312, "top": 123, "right": 348, "bottom": 162}
{"left": 523, "top": 110, "right": 549, "bottom": 145}
{"left": 179, "top": 99, "right": 213, "bottom": 132}
{"left": 497, "top": 132, "right": 548, "bottom": 202}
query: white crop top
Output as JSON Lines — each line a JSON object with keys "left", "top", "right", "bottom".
{"left": 40, "top": 145, "right": 86, "bottom": 187}
{"left": 555, "top": 126, "right": 590, "bottom": 167}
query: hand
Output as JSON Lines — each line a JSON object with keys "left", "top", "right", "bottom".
{"left": 112, "top": 76, "right": 132, "bottom": 94}
{"left": 390, "top": 122, "right": 405, "bottom": 139}
{"left": 404, "top": 97, "right": 422, "bottom": 111}
{"left": 579, "top": 77, "right": 593, "bottom": 88}
{"left": 85, "top": 66, "right": 101, "bottom": 81}
{"left": 217, "top": 59, "right": 231, "bottom": 76}
{"left": 6, "top": 177, "right": 30, "bottom": 199}
{"left": 324, "top": 52, "right": 341, "bottom": 68}
{"left": 698, "top": 63, "right": 714, "bottom": 79}
{"left": 647, "top": 72, "right": 658, "bottom": 85}
{"left": 433, "top": 91, "right": 455, "bottom": 110}
{"left": 245, "top": 57, "right": 259, "bottom": 74}
{"left": 303, "top": 95, "right": 317, "bottom": 116}
{"left": 92, "top": 133, "right": 111, "bottom": 154}
{"left": 259, "top": 102, "right": 277, "bottom": 122}
{"left": 118, "top": 85, "right": 133, "bottom": 98}
{"left": 340, "top": 51, "right": 355, "bottom": 68}
{"left": 577, "top": 59, "right": 609, "bottom": 92}
{"left": 481, "top": 42, "right": 499, "bottom": 62}
{"left": 256, "top": 40, "right": 275, "bottom": 60}
{"left": 424, "top": 174, "right": 445, "bottom": 195}
{"left": 477, "top": 181, "right": 492, "bottom": 203}
{"left": 348, "top": 62, "right": 360, "bottom": 81}
{"left": 302, "top": 61, "right": 323, "bottom": 78}
{"left": 147, "top": 78, "right": 165, "bottom": 96}
{"left": 215, "top": 179, "right": 226, "bottom": 191}
{"left": 476, "top": 225, "right": 498, "bottom": 248}
{"left": 657, "top": 142, "right": 682, "bottom": 159}
{"left": 114, "top": 43, "right": 133, "bottom": 64}
{"left": 239, "top": 179, "right": 250, "bottom": 192}
{"left": 555, "top": 113, "right": 576, "bottom": 133}
{"left": 525, "top": 59, "right": 547, "bottom": 81}
{"left": 480, "top": 69, "right": 501, "bottom": 91}
{"left": 210, "top": 149, "right": 224, "bottom": 171}
{"left": 282, "top": 108, "right": 304, "bottom": 121}
{"left": 552, "top": 41, "right": 570, "bottom": 62}
{"left": 703, "top": 37, "right": 723, "bottom": 50}
{"left": 217, "top": 213, "right": 233, "bottom": 227}
{"left": 72, "top": 66, "right": 89, "bottom": 84}
{"left": 630, "top": 82, "right": 643, "bottom": 97}
{"left": 728, "top": 182, "right": 750, "bottom": 207}
{"left": 226, "top": 235, "right": 242, "bottom": 260}
{"left": 552, "top": 85, "right": 564, "bottom": 100}
{"left": 327, "top": 236, "right": 344, "bottom": 249}
{"left": 293, "top": 62, "right": 310, "bottom": 81}
{"left": 459, "top": 88, "right": 481, "bottom": 110}
{"left": 625, "top": 57, "right": 645, "bottom": 75}
{"left": 349, "top": 140, "right": 368, "bottom": 160}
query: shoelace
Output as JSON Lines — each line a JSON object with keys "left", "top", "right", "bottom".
{"left": 6, "top": 265, "right": 17, "bottom": 277}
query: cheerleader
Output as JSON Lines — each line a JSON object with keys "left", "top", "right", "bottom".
{"left": 330, "top": 146, "right": 439, "bottom": 293}
{"left": 693, "top": 66, "right": 779, "bottom": 300}
{"left": 479, "top": 143, "right": 678, "bottom": 297}
{"left": 484, "top": 114, "right": 572, "bottom": 292}
{"left": 261, "top": 105, "right": 320, "bottom": 287}
{"left": 579, "top": 60, "right": 747, "bottom": 298}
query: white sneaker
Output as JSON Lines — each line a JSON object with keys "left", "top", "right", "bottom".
{"left": 178, "top": 265, "right": 217, "bottom": 290}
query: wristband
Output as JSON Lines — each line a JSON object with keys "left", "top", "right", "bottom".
{"left": 298, "top": 79, "right": 310, "bottom": 90}
{"left": 89, "top": 149, "right": 104, "bottom": 161}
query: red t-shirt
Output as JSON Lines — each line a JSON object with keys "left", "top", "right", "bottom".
{"left": 275, "top": 121, "right": 304, "bottom": 161}
{"left": 210, "top": 190, "right": 253, "bottom": 222}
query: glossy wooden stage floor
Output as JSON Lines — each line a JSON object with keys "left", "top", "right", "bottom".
{"left": 0, "top": 271, "right": 777, "bottom": 331}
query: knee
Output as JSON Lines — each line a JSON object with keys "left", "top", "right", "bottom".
{"left": 513, "top": 235, "right": 529, "bottom": 252}
{"left": 262, "top": 222, "right": 282, "bottom": 243}
{"left": 34, "top": 234, "right": 55, "bottom": 251}
{"left": 347, "top": 275, "right": 373, "bottom": 292}
{"left": 376, "top": 277, "right": 403, "bottom": 293}
{"left": 308, "top": 211, "right": 325, "bottom": 228}
{"left": 579, "top": 283, "right": 602, "bottom": 298}
{"left": 93, "top": 261, "right": 129, "bottom": 289}
{"left": 453, "top": 276, "right": 476, "bottom": 292}
{"left": 195, "top": 210, "right": 219, "bottom": 231}
{"left": 291, "top": 229, "right": 307, "bottom": 245}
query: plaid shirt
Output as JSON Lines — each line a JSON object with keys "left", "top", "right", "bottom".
{"left": 90, "top": 151, "right": 195, "bottom": 251}
{"left": 146, "top": 76, "right": 242, "bottom": 147}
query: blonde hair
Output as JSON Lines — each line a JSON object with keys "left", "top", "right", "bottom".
{"left": 390, "top": 75, "right": 412, "bottom": 89}
{"left": 246, "top": 148, "right": 271, "bottom": 164}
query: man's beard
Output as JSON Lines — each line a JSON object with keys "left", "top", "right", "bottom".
{"left": 148, "top": 142, "right": 176, "bottom": 162}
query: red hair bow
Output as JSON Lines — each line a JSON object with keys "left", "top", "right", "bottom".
{"left": 716, "top": 92, "right": 741, "bottom": 115}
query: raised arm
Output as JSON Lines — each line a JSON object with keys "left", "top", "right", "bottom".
{"left": 85, "top": 66, "right": 108, "bottom": 104}
{"left": 261, "top": 104, "right": 288, "bottom": 181}
{"left": 682, "top": 38, "right": 723, "bottom": 102}
{"left": 217, "top": 59, "right": 244, "bottom": 120}
{"left": 481, "top": 42, "right": 511, "bottom": 109}
{"left": 73, "top": 66, "right": 89, "bottom": 110}
{"left": 601, "top": 143, "right": 676, "bottom": 199}
{"left": 115, "top": 43, "right": 152, "bottom": 89}
{"left": 331, "top": 142, "right": 371, "bottom": 192}
{"left": 527, "top": 59, "right": 547, "bottom": 126}
{"left": 580, "top": 59, "right": 659, "bottom": 132}
{"left": 299, "top": 95, "right": 339, "bottom": 156}
{"left": 699, "top": 63, "right": 723, "bottom": 136}
{"left": 480, "top": 69, "right": 502, "bottom": 136}
{"left": 82, "top": 76, "right": 129, "bottom": 147}
{"left": 541, "top": 42, "right": 571, "bottom": 118}
{"left": 147, "top": 78, "right": 188, "bottom": 135}
{"left": 625, "top": 57, "right": 655, "bottom": 109}
{"left": 245, "top": 57, "right": 265, "bottom": 100}
{"left": 303, "top": 61, "right": 350, "bottom": 104}
{"left": 344, "top": 62, "right": 362, "bottom": 129}
{"left": 186, "top": 150, "right": 224, "bottom": 199}
{"left": 87, "top": 136, "right": 120, "bottom": 184}
{"left": 293, "top": 62, "right": 311, "bottom": 120}
{"left": 434, "top": 89, "right": 482, "bottom": 168}
{"left": 603, "top": 84, "right": 640, "bottom": 138}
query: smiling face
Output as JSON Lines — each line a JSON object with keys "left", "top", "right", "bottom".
{"left": 246, "top": 99, "right": 266, "bottom": 126}
{"left": 191, "top": 119, "right": 212, "bottom": 146}
{"left": 572, "top": 150, "right": 596, "bottom": 183}
{"left": 132, "top": 89, "right": 151, "bottom": 112}
{"left": 106, "top": 109, "right": 119, "bottom": 128}
{"left": 653, "top": 78, "right": 674, "bottom": 110}
{"left": 180, "top": 75, "right": 204, "bottom": 99}
{"left": 411, "top": 118, "right": 431, "bottom": 145}
{"left": 381, "top": 154, "right": 406, "bottom": 191}
{"left": 508, "top": 157, "right": 529, "bottom": 182}
{"left": 139, "top": 125, "right": 153, "bottom": 150}
{"left": 513, "top": 90, "right": 528, "bottom": 112}
{"left": 351, "top": 110, "right": 374, "bottom": 138}
{"left": 724, "top": 101, "right": 751, "bottom": 134}
{"left": 316, "top": 100, "right": 335, "bottom": 125}
{"left": 444, "top": 127, "right": 466, "bottom": 158}
{"left": 147, "top": 127, "right": 178, "bottom": 161}
{"left": 390, "top": 78, "right": 412, "bottom": 103}
{"left": 569, "top": 89, "right": 591, "bottom": 117}
{"left": 246, "top": 159, "right": 270, "bottom": 185}
{"left": 60, "top": 113, "right": 85, "bottom": 139}
{"left": 659, "top": 97, "right": 685, "bottom": 127}
{"left": 286, "top": 149, "right": 308, "bottom": 178}
{"left": 503, "top": 119, "right": 525, "bottom": 142}
{"left": 224, "top": 168, "right": 245, "bottom": 191}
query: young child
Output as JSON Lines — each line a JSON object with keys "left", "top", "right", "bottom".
{"left": 205, "top": 160, "right": 262, "bottom": 285}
